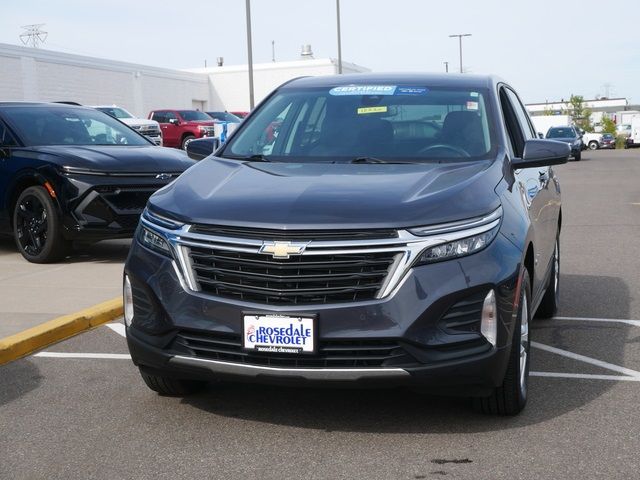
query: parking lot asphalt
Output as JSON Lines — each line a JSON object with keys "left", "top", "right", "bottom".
{"left": 0, "top": 239, "right": 129, "bottom": 338}
{"left": 1, "top": 149, "right": 639, "bottom": 479}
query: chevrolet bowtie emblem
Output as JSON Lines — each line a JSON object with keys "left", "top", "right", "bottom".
{"left": 259, "top": 241, "right": 308, "bottom": 259}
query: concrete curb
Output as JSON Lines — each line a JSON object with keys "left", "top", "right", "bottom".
{"left": 0, "top": 297, "right": 123, "bottom": 366}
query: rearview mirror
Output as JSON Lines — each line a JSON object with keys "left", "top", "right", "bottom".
{"left": 186, "top": 137, "right": 219, "bottom": 160}
{"left": 512, "top": 139, "right": 569, "bottom": 168}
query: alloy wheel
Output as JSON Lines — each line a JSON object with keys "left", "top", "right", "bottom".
{"left": 16, "top": 194, "right": 48, "bottom": 257}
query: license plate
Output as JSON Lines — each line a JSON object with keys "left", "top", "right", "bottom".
{"left": 243, "top": 314, "right": 315, "bottom": 354}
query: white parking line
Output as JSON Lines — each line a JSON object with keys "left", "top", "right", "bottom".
{"left": 34, "top": 352, "right": 131, "bottom": 359}
{"left": 552, "top": 316, "right": 640, "bottom": 327}
{"left": 531, "top": 372, "right": 640, "bottom": 382}
{"left": 531, "top": 341, "right": 640, "bottom": 378}
{"left": 105, "top": 322, "right": 126, "bottom": 337}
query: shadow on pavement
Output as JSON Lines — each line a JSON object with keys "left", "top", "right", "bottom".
{"left": 182, "top": 273, "right": 632, "bottom": 433}
{"left": 0, "top": 237, "right": 130, "bottom": 264}
{"left": 0, "top": 359, "right": 42, "bottom": 407}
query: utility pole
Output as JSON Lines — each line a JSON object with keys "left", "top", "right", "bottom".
{"left": 336, "top": 0, "right": 343, "bottom": 74}
{"left": 444, "top": 61, "right": 449, "bottom": 73}
{"left": 245, "top": 0, "right": 255, "bottom": 109}
{"left": 271, "top": 40, "right": 275, "bottom": 62}
{"left": 448, "top": 33, "right": 471, "bottom": 73}
{"left": 19, "top": 24, "right": 48, "bottom": 48}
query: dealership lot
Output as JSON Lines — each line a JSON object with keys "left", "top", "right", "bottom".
{"left": 1, "top": 149, "right": 639, "bottom": 479}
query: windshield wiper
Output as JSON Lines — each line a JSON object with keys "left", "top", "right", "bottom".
{"left": 223, "top": 154, "right": 271, "bottom": 162}
{"left": 349, "top": 157, "right": 413, "bottom": 164}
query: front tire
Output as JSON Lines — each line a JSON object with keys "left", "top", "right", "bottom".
{"left": 588, "top": 141, "right": 598, "bottom": 150}
{"left": 473, "top": 269, "right": 531, "bottom": 415}
{"left": 536, "top": 238, "right": 560, "bottom": 319}
{"left": 181, "top": 135, "right": 196, "bottom": 150}
{"left": 13, "top": 186, "right": 70, "bottom": 263}
{"left": 139, "top": 369, "right": 205, "bottom": 396}
{"left": 574, "top": 151, "right": 581, "bottom": 161}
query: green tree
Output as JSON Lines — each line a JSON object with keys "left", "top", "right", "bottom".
{"left": 601, "top": 115, "right": 616, "bottom": 135}
{"left": 568, "top": 94, "right": 593, "bottom": 132}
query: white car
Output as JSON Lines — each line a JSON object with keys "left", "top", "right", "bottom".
{"left": 92, "top": 105, "right": 163, "bottom": 146}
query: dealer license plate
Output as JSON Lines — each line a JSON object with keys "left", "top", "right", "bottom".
{"left": 242, "top": 314, "right": 315, "bottom": 354}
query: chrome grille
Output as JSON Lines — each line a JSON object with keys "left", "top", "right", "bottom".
{"left": 188, "top": 246, "right": 398, "bottom": 305}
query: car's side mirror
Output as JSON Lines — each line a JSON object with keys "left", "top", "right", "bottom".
{"left": 0, "top": 148, "right": 9, "bottom": 159}
{"left": 168, "top": 118, "right": 180, "bottom": 126}
{"left": 186, "top": 137, "right": 219, "bottom": 160}
{"left": 537, "top": 132, "right": 544, "bottom": 139}
{"left": 512, "top": 139, "right": 569, "bottom": 168}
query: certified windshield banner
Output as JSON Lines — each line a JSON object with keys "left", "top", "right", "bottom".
{"left": 330, "top": 85, "right": 397, "bottom": 96}
{"left": 329, "top": 85, "right": 428, "bottom": 96}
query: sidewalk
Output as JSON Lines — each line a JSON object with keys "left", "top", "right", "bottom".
{"left": 0, "top": 238, "right": 129, "bottom": 339}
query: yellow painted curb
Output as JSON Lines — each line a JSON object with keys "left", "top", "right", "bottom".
{"left": 0, "top": 297, "right": 124, "bottom": 366}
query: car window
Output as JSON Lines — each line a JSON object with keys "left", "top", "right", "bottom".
{"left": 165, "top": 112, "right": 178, "bottom": 122}
{"left": 505, "top": 89, "right": 535, "bottom": 141}
{"left": 151, "top": 112, "right": 166, "bottom": 123}
{"left": 97, "top": 107, "right": 133, "bottom": 119}
{"left": 207, "top": 112, "right": 242, "bottom": 122}
{"left": 224, "top": 86, "right": 496, "bottom": 162}
{"left": 498, "top": 87, "right": 523, "bottom": 157}
{"left": 2, "top": 106, "right": 150, "bottom": 146}
{"left": 177, "top": 110, "right": 211, "bottom": 121}
{"left": 0, "top": 121, "right": 18, "bottom": 147}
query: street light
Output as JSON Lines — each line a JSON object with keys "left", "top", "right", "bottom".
{"left": 449, "top": 33, "right": 471, "bottom": 73}
{"left": 245, "top": 0, "right": 255, "bottom": 109}
{"left": 336, "top": 0, "right": 343, "bottom": 74}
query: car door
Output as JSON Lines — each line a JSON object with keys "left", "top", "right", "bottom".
{"left": 0, "top": 119, "right": 19, "bottom": 232}
{"left": 152, "top": 111, "right": 176, "bottom": 148}
{"left": 499, "top": 86, "right": 557, "bottom": 299}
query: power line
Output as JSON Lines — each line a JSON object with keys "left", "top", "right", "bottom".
{"left": 20, "top": 24, "right": 48, "bottom": 48}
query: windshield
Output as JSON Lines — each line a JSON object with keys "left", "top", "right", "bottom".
{"left": 3, "top": 106, "right": 151, "bottom": 146}
{"left": 222, "top": 86, "right": 496, "bottom": 162}
{"left": 178, "top": 110, "right": 212, "bottom": 121}
{"left": 207, "top": 112, "right": 242, "bottom": 123}
{"left": 546, "top": 127, "right": 575, "bottom": 138}
{"left": 96, "top": 107, "right": 133, "bottom": 119}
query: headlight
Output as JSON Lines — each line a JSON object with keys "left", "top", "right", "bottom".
{"left": 139, "top": 227, "right": 172, "bottom": 256}
{"left": 414, "top": 225, "right": 499, "bottom": 265}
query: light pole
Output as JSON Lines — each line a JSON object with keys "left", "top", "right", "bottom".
{"left": 444, "top": 61, "right": 449, "bottom": 73}
{"left": 336, "top": 0, "right": 343, "bottom": 74}
{"left": 448, "top": 33, "right": 471, "bottom": 73}
{"left": 245, "top": 0, "right": 255, "bottom": 109}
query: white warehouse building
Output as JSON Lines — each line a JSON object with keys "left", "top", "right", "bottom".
{"left": 0, "top": 42, "right": 368, "bottom": 116}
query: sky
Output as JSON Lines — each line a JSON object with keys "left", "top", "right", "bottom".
{"left": 1, "top": 0, "right": 639, "bottom": 104}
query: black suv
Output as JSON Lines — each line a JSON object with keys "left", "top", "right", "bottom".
{"left": 546, "top": 126, "right": 583, "bottom": 161}
{"left": 124, "top": 74, "right": 569, "bottom": 415}
{"left": 0, "top": 102, "right": 194, "bottom": 262}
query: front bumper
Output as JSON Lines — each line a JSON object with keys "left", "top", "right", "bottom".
{"left": 124, "top": 230, "right": 523, "bottom": 393}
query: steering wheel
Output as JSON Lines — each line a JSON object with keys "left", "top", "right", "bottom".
{"left": 418, "top": 144, "right": 471, "bottom": 158}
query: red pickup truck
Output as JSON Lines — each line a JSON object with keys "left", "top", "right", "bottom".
{"left": 148, "top": 109, "right": 215, "bottom": 149}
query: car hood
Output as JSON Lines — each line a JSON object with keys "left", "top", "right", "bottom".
{"left": 148, "top": 156, "right": 504, "bottom": 230}
{"left": 119, "top": 118, "right": 159, "bottom": 128}
{"left": 30, "top": 145, "right": 195, "bottom": 173}
{"left": 547, "top": 137, "right": 577, "bottom": 144}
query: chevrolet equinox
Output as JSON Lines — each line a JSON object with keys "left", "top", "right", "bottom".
{"left": 123, "top": 74, "right": 569, "bottom": 415}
